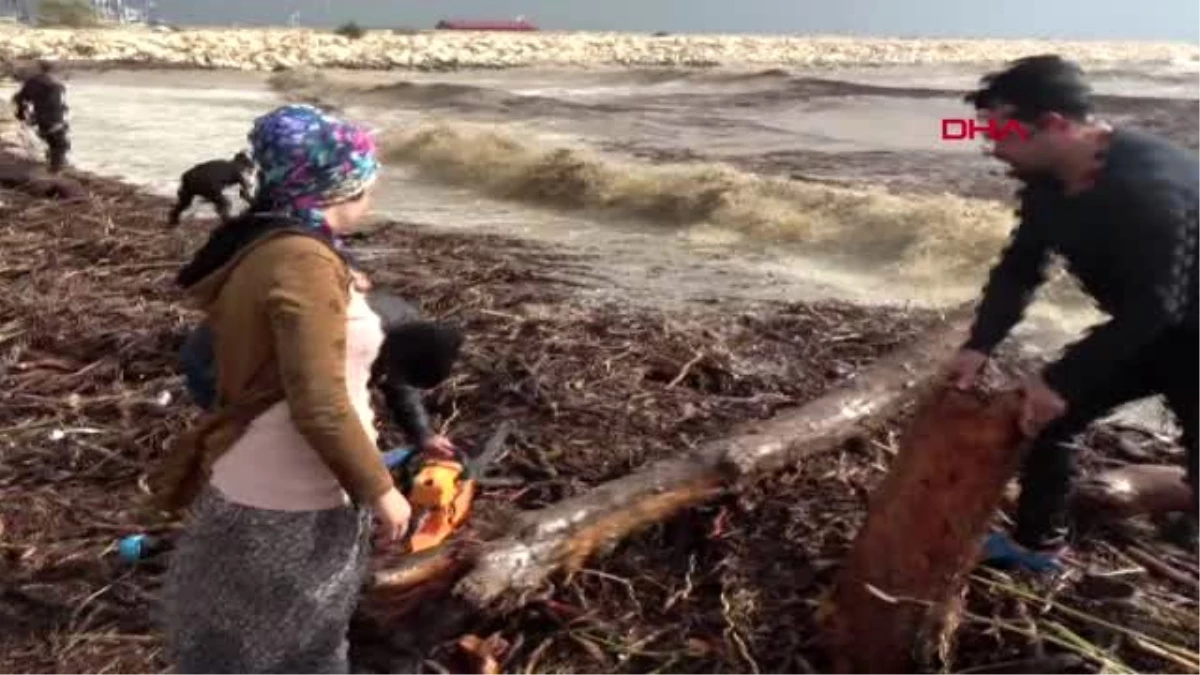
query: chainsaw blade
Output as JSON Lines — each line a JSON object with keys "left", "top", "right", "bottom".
{"left": 465, "top": 421, "right": 513, "bottom": 479}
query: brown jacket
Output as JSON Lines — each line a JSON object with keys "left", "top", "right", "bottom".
{"left": 151, "top": 230, "right": 393, "bottom": 513}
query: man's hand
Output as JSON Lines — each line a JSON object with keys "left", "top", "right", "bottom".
{"left": 1019, "top": 375, "right": 1067, "bottom": 438}
{"left": 945, "top": 348, "right": 989, "bottom": 390}
{"left": 422, "top": 434, "right": 457, "bottom": 459}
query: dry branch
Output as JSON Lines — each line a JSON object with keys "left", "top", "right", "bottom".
{"left": 367, "top": 305, "right": 973, "bottom": 618}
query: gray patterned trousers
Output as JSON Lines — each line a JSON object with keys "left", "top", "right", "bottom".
{"left": 161, "top": 487, "right": 372, "bottom": 674}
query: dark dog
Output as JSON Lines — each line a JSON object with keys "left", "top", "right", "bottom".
{"left": 168, "top": 151, "right": 255, "bottom": 226}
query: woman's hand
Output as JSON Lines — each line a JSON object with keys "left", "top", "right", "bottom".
{"left": 372, "top": 486, "right": 411, "bottom": 546}
{"left": 349, "top": 268, "right": 372, "bottom": 292}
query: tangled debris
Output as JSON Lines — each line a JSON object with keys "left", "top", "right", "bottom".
{"left": 0, "top": 160, "right": 1196, "bottom": 674}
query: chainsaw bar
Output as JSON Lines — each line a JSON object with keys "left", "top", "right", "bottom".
{"left": 465, "top": 420, "right": 514, "bottom": 479}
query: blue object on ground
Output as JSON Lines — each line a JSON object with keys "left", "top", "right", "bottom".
{"left": 118, "top": 534, "right": 147, "bottom": 562}
{"left": 118, "top": 533, "right": 171, "bottom": 563}
{"left": 981, "top": 531, "right": 1064, "bottom": 573}
{"left": 382, "top": 446, "right": 416, "bottom": 469}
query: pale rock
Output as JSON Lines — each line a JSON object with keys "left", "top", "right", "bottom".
{"left": 0, "top": 27, "right": 1195, "bottom": 71}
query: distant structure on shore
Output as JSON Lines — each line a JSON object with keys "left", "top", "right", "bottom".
{"left": 435, "top": 17, "right": 538, "bottom": 31}
{"left": 89, "top": 0, "right": 155, "bottom": 24}
{"left": 0, "top": 0, "right": 32, "bottom": 21}
{"left": 0, "top": 0, "right": 157, "bottom": 24}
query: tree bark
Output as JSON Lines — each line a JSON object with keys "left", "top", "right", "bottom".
{"left": 823, "top": 387, "right": 1028, "bottom": 674}
{"left": 365, "top": 307, "right": 974, "bottom": 623}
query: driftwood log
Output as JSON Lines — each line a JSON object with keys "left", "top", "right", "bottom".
{"left": 823, "top": 387, "right": 1027, "bottom": 673}
{"left": 0, "top": 153, "right": 88, "bottom": 201}
{"left": 1074, "top": 464, "right": 1194, "bottom": 521}
{"left": 363, "top": 306, "right": 974, "bottom": 632}
{"left": 995, "top": 465, "right": 1191, "bottom": 526}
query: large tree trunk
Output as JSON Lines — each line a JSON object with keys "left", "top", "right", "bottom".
{"left": 823, "top": 387, "right": 1027, "bottom": 673}
{"left": 364, "top": 307, "right": 974, "bottom": 628}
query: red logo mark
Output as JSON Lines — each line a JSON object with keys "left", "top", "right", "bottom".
{"left": 941, "top": 118, "right": 1031, "bottom": 142}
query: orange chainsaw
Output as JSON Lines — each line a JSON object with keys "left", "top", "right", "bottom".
{"left": 382, "top": 422, "right": 512, "bottom": 554}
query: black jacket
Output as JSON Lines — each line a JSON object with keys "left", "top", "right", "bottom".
{"left": 365, "top": 294, "right": 436, "bottom": 447}
{"left": 13, "top": 73, "right": 67, "bottom": 130}
{"left": 966, "top": 127, "right": 1199, "bottom": 404}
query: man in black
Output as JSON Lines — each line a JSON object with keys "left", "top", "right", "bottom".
{"left": 179, "top": 288, "right": 461, "bottom": 457}
{"left": 12, "top": 60, "right": 70, "bottom": 173}
{"left": 945, "top": 55, "right": 1198, "bottom": 570}
{"left": 168, "top": 151, "right": 256, "bottom": 226}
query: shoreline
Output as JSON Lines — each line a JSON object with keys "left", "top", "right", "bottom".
{"left": 0, "top": 25, "right": 1196, "bottom": 73}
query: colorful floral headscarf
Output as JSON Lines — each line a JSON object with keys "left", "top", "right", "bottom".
{"left": 247, "top": 104, "right": 380, "bottom": 233}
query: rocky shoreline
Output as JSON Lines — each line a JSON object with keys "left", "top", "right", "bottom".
{"left": 0, "top": 24, "right": 1196, "bottom": 71}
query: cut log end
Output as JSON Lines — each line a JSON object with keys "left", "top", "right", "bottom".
{"left": 824, "top": 387, "right": 1026, "bottom": 673}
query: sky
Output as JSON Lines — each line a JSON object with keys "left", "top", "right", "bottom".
{"left": 152, "top": 0, "right": 1200, "bottom": 42}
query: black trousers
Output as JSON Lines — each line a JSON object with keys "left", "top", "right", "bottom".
{"left": 169, "top": 187, "right": 233, "bottom": 226}
{"left": 38, "top": 125, "right": 69, "bottom": 173}
{"left": 1015, "top": 326, "right": 1199, "bottom": 549}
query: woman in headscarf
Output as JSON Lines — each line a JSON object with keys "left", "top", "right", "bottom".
{"left": 153, "top": 104, "right": 410, "bottom": 673}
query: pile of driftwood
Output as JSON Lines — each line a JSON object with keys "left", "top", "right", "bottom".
{"left": 0, "top": 155, "right": 1196, "bottom": 674}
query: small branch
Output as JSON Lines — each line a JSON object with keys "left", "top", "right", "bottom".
{"left": 1123, "top": 544, "right": 1200, "bottom": 592}
{"left": 666, "top": 351, "right": 705, "bottom": 390}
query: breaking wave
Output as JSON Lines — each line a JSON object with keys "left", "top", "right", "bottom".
{"left": 266, "top": 67, "right": 1114, "bottom": 306}
{"left": 377, "top": 121, "right": 1021, "bottom": 283}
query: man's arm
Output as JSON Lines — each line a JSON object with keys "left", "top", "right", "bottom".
{"left": 376, "top": 372, "right": 435, "bottom": 449}
{"left": 370, "top": 334, "right": 436, "bottom": 447}
{"left": 1043, "top": 188, "right": 1197, "bottom": 405}
{"left": 11, "top": 87, "right": 28, "bottom": 121}
{"left": 963, "top": 206, "right": 1052, "bottom": 354}
{"left": 387, "top": 382, "right": 436, "bottom": 448}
